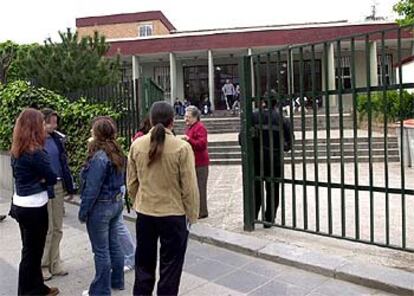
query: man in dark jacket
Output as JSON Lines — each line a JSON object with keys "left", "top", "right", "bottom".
{"left": 41, "top": 108, "right": 75, "bottom": 280}
{"left": 251, "top": 102, "right": 292, "bottom": 228}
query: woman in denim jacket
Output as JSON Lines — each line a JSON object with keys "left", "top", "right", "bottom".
{"left": 78, "top": 117, "right": 125, "bottom": 296}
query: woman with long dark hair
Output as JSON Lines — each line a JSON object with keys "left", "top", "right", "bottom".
{"left": 78, "top": 116, "right": 125, "bottom": 296}
{"left": 10, "top": 108, "right": 59, "bottom": 296}
{"left": 127, "top": 101, "right": 199, "bottom": 296}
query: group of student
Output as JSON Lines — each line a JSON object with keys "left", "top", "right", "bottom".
{"left": 9, "top": 102, "right": 210, "bottom": 296}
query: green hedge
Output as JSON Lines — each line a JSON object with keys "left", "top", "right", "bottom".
{"left": 357, "top": 90, "right": 414, "bottom": 123}
{"left": 0, "top": 81, "right": 121, "bottom": 184}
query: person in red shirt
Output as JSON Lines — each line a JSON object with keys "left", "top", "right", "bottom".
{"left": 183, "top": 106, "right": 209, "bottom": 219}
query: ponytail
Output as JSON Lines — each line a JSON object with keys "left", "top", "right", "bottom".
{"left": 148, "top": 123, "right": 166, "bottom": 166}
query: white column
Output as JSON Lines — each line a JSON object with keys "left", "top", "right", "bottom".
{"left": 131, "top": 56, "right": 140, "bottom": 106}
{"left": 369, "top": 41, "right": 378, "bottom": 86}
{"left": 132, "top": 55, "right": 140, "bottom": 80}
{"left": 248, "top": 48, "right": 255, "bottom": 97}
{"left": 169, "top": 52, "right": 177, "bottom": 104}
{"left": 327, "top": 43, "right": 337, "bottom": 107}
{"left": 208, "top": 50, "right": 215, "bottom": 111}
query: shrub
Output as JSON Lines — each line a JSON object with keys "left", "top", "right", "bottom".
{"left": 356, "top": 90, "right": 414, "bottom": 123}
{"left": 0, "top": 81, "right": 121, "bottom": 183}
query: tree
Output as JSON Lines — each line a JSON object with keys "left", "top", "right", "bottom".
{"left": 394, "top": 0, "right": 414, "bottom": 26}
{"left": 16, "top": 29, "right": 120, "bottom": 95}
{"left": 0, "top": 41, "right": 19, "bottom": 84}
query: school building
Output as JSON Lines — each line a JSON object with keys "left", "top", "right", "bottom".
{"left": 76, "top": 10, "right": 414, "bottom": 110}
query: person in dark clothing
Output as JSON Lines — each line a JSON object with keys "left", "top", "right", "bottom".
{"left": 40, "top": 108, "right": 75, "bottom": 281}
{"left": 243, "top": 103, "right": 292, "bottom": 228}
{"left": 10, "top": 108, "right": 59, "bottom": 296}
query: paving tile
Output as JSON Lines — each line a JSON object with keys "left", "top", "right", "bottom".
{"left": 183, "top": 258, "right": 234, "bottom": 281}
{"left": 215, "top": 269, "right": 270, "bottom": 293}
{"left": 248, "top": 279, "right": 309, "bottom": 296}
{"left": 179, "top": 273, "right": 209, "bottom": 295}
{"left": 242, "top": 259, "right": 290, "bottom": 279}
{"left": 0, "top": 258, "right": 17, "bottom": 295}
{"left": 183, "top": 282, "right": 244, "bottom": 296}
{"left": 183, "top": 251, "right": 206, "bottom": 269}
{"left": 210, "top": 249, "right": 252, "bottom": 267}
{"left": 274, "top": 268, "right": 329, "bottom": 291}
{"left": 311, "top": 279, "right": 379, "bottom": 296}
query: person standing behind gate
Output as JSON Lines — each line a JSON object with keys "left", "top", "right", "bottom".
{"left": 248, "top": 101, "right": 292, "bottom": 228}
{"left": 184, "top": 105, "right": 210, "bottom": 219}
{"left": 222, "top": 79, "right": 236, "bottom": 110}
{"left": 127, "top": 101, "right": 199, "bottom": 296}
{"left": 10, "top": 108, "right": 59, "bottom": 296}
{"left": 78, "top": 117, "right": 125, "bottom": 296}
{"left": 40, "top": 108, "right": 75, "bottom": 281}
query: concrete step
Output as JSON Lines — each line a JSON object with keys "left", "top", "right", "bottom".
{"left": 174, "top": 113, "right": 355, "bottom": 134}
{"left": 208, "top": 142, "right": 399, "bottom": 152}
{"left": 210, "top": 155, "right": 401, "bottom": 165}
{"left": 209, "top": 148, "right": 399, "bottom": 159}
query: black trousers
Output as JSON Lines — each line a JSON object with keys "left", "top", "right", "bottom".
{"left": 133, "top": 213, "right": 189, "bottom": 296}
{"left": 254, "top": 152, "right": 281, "bottom": 224}
{"left": 12, "top": 204, "right": 50, "bottom": 296}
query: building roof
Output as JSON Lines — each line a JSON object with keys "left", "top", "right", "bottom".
{"left": 76, "top": 10, "right": 176, "bottom": 32}
{"left": 106, "top": 21, "right": 404, "bottom": 56}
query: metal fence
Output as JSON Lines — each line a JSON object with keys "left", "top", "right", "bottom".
{"left": 65, "top": 78, "right": 164, "bottom": 146}
{"left": 239, "top": 25, "right": 414, "bottom": 251}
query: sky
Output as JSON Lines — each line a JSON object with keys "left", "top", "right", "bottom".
{"left": 0, "top": 0, "right": 400, "bottom": 44}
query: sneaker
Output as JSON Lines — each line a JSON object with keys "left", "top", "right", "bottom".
{"left": 46, "top": 287, "right": 59, "bottom": 296}
{"left": 81, "top": 290, "right": 89, "bottom": 296}
{"left": 0, "top": 215, "right": 6, "bottom": 222}
{"left": 42, "top": 268, "right": 53, "bottom": 281}
{"left": 123, "top": 265, "right": 134, "bottom": 272}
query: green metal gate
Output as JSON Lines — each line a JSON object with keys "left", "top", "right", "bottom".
{"left": 240, "top": 25, "right": 414, "bottom": 251}
{"left": 66, "top": 77, "right": 164, "bottom": 146}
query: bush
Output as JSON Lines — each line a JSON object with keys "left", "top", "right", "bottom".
{"left": 0, "top": 81, "right": 121, "bottom": 183}
{"left": 357, "top": 90, "right": 414, "bottom": 123}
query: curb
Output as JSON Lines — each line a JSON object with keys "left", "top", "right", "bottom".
{"left": 189, "top": 224, "right": 414, "bottom": 296}
{"left": 67, "top": 200, "right": 414, "bottom": 295}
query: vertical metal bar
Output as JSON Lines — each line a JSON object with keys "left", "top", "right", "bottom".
{"left": 299, "top": 47, "right": 308, "bottom": 230}
{"left": 381, "top": 32, "right": 390, "bottom": 246}
{"left": 336, "top": 40, "right": 346, "bottom": 237}
{"left": 127, "top": 81, "right": 132, "bottom": 146}
{"left": 311, "top": 45, "right": 320, "bottom": 232}
{"left": 397, "top": 28, "right": 406, "bottom": 249}
{"left": 365, "top": 35, "right": 375, "bottom": 243}
{"left": 240, "top": 56, "right": 255, "bottom": 231}
{"left": 255, "top": 55, "right": 266, "bottom": 224}
{"left": 351, "top": 38, "right": 360, "bottom": 240}
{"left": 266, "top": 53, "right": 276, "bottom": 226}
{"left": 324, "top": 43, "right": 333, "bottom": 234}
{"left": 288, "top": 48, "right": 297, "bottom": 228}
{"left": 276, "top": 51, "right": 286, "bottom": 226}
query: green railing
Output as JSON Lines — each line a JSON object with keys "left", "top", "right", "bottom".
{"left": 240, "top": 25, "right": 414, "bottom": 251}
{"left": 65, "top": 78, "right": 164, "bottom": 146}
{"left": 138, "top": 77, "right": 164, "bottom": 121}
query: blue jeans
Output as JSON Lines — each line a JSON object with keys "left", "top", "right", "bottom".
{"left": 86, "top": 199, "right": 124, "bottom": 296}
{"left": 116, "top": 214, "right": 136, "bottom": 267}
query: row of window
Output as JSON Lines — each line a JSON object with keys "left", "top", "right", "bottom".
{"left": 336, "top": 54, "right": 393, "bottom": 89}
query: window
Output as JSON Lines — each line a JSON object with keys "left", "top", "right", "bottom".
{"left": 139, "top": 24, "right": 153, "bottom": 37}
{"left": 335, "top": 56, "right": 352, "bottom": 89}
{"left": 377, "top": 54, "right": 393, "bottom": 86}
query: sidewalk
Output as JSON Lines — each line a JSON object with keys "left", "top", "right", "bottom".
{"left": 0, "top": 200, "right": 390, "bottom": 296}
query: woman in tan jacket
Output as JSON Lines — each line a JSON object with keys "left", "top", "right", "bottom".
{"left": 127, "top": 101, "right": 199, "bottom": 296}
